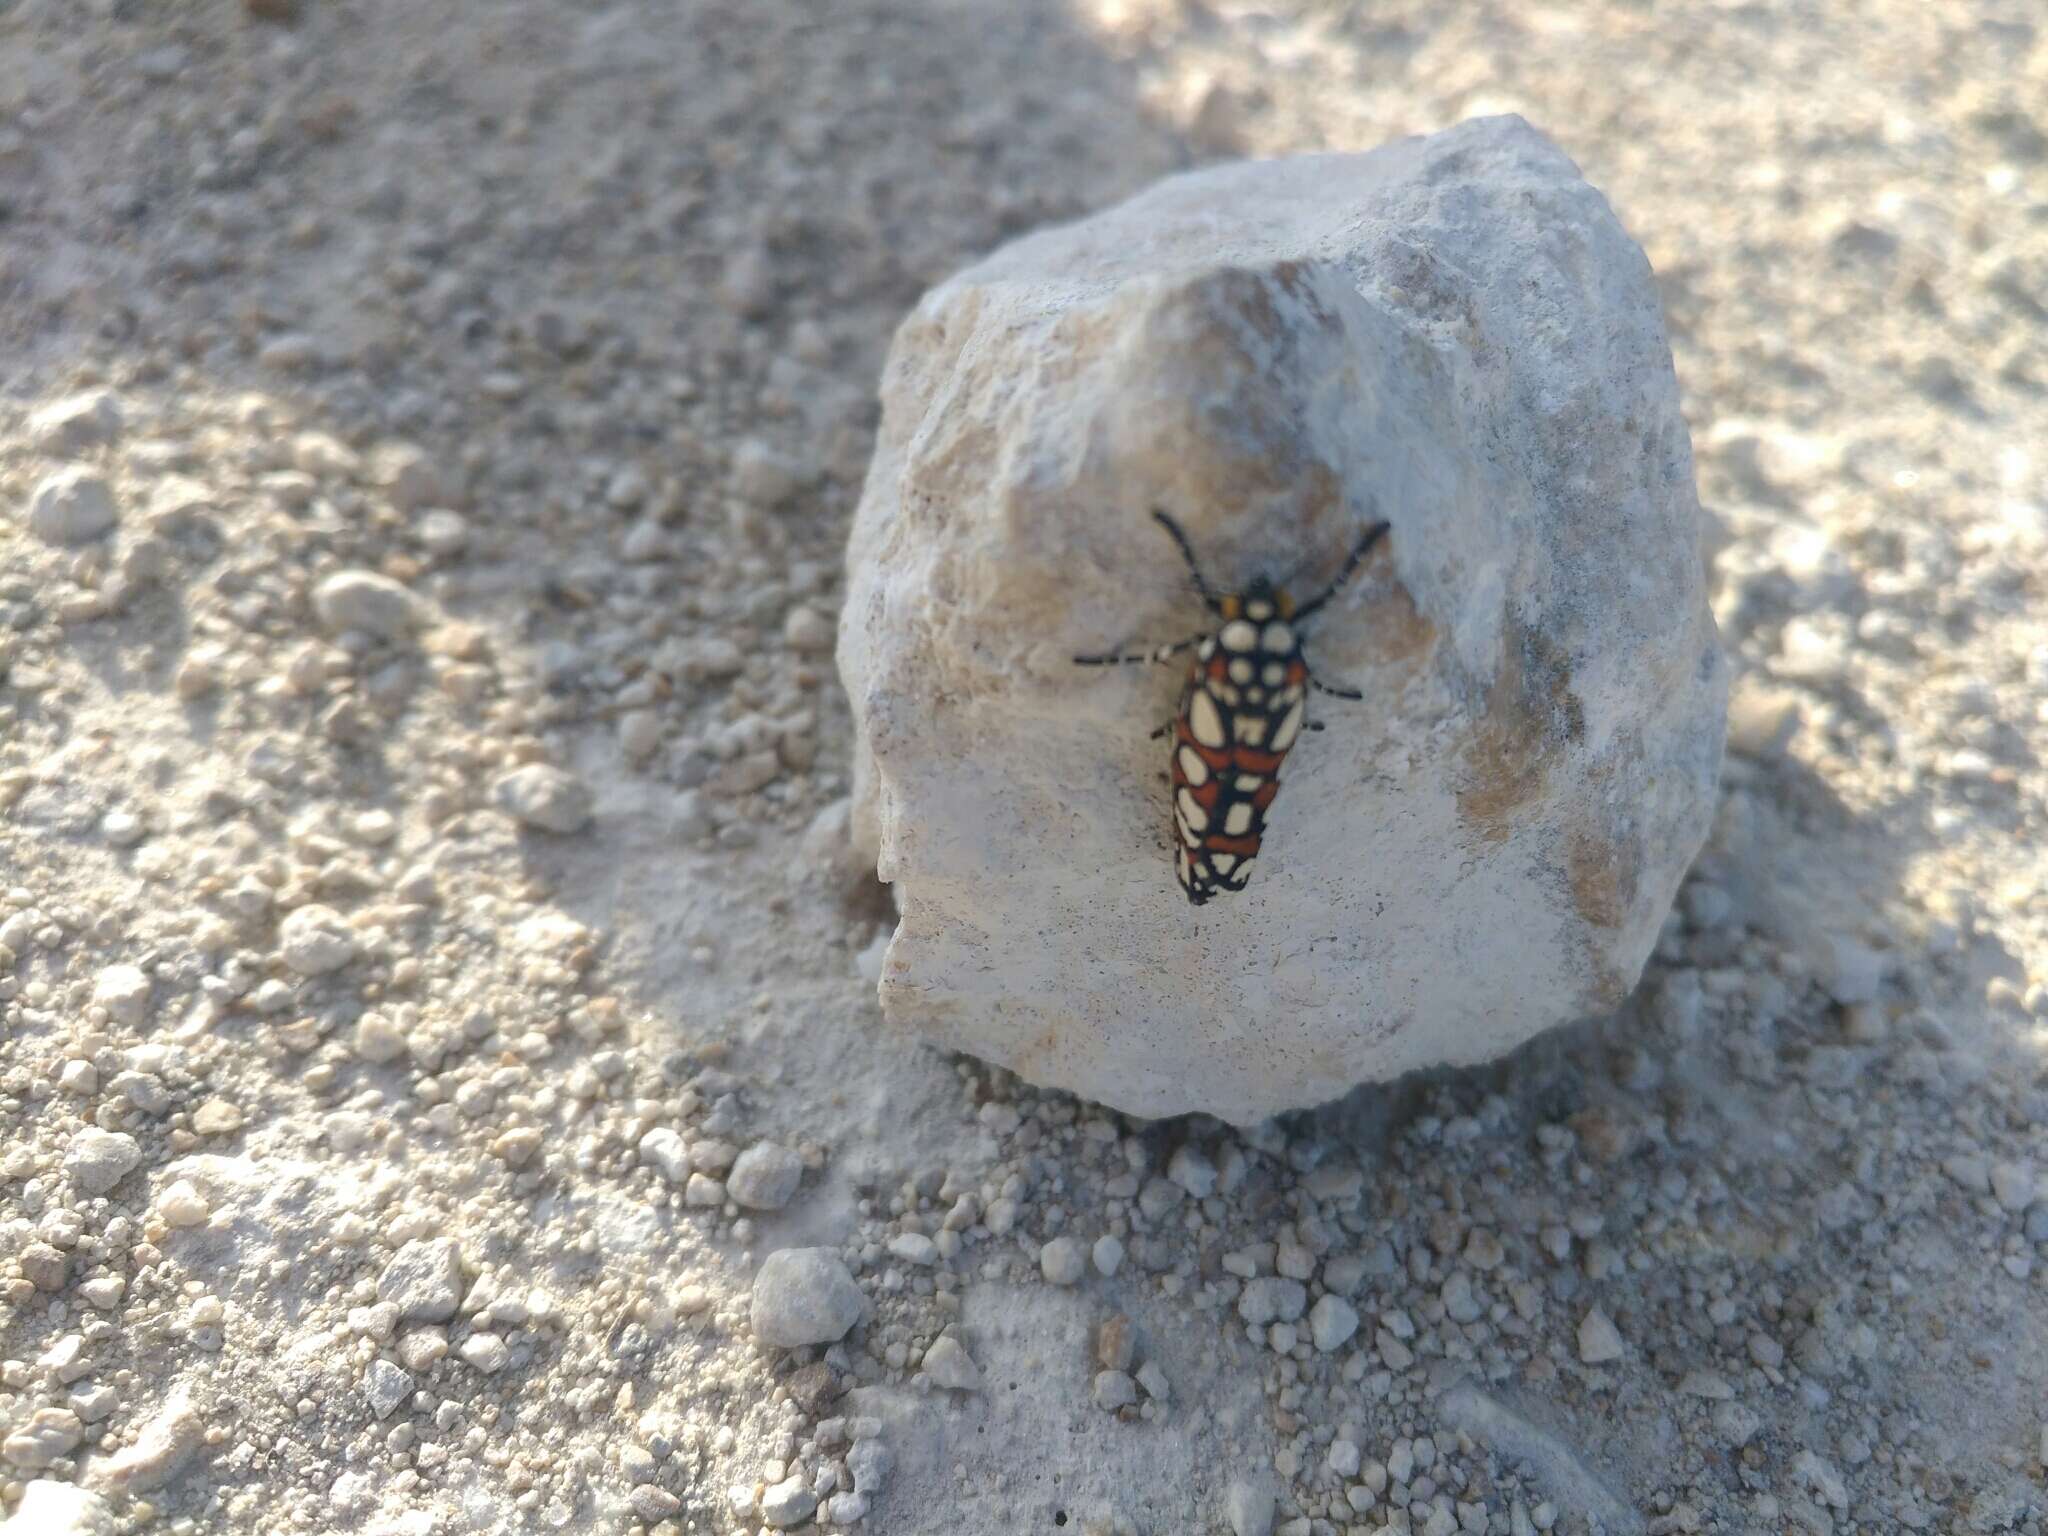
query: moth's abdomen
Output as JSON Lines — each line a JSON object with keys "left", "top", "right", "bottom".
{"left": 1169, "top": 641, "right": 1307, "bottom": 903}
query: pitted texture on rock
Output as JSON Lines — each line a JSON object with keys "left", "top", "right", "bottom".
{"left": 839, "top": 116, "right": 1726, "bottom": 1123}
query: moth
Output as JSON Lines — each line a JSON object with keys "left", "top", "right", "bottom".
{"left": 1077, "top": 510, "right": 1390, "bottom": 904}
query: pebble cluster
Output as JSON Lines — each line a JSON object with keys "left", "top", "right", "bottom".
{"left": 3, "top": 1, "right": 2047, "bottom": 1535}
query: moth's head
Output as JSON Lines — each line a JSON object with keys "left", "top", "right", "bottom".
{"left": 1223, "top": 576, "right": 1294, "bottom": 623}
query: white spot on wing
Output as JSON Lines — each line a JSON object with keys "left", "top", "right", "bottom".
{"left": 1189, "top": 689, "right": 1226, "bottom": 748}
{"left": 1271, "top": 698, "right": 1305, "bottom": 751}
{"left": 1234, "top": 713, "right": 1268, "bottom": 745}
{"left": 1262, "top": 622, "right": 1295, "bottom": 651}
{"left": 1223, "top": 802, "right": 1253, "bottom": 835}
{"left": 1228, "top": 657, "right": 1253, "bottom": 684}
{"left": 1220, "top": 620, "right": 1258, "bottom": 652}
{"left": 1176, "top": 788, "right": 1209, "bottom": 832}
{"left": 1211, "top": 853, "right": 1238, "bottom": 875}
{"left": 1262, "top": 661, "right": 1285, "bottom": 686}
{"left": 1176, "top": 745, "right": 1210, "bottom": 785}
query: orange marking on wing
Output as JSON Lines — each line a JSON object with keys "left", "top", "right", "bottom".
{"left": 1207, "top": 655, "right": 1228, "bottom": 682}
{"left": 1252, "top": 780, "right": 1279, "bottom": 809}
{"left": 1232, "top": 746, "right": 1286, "bottom": 775}
{"left": 1190, "top": 780, "right": 1221, "bottom": 810}
{"left": 1204, "top": 833, "right": 1262, "bottom": 857}
{"left": 1285, "top": 661, "right": 1307, "bottom": 685}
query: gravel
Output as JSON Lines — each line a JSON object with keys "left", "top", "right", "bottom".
{"left": 458, "top": 1332, "right": 510, "bottom": 1374}
{"left": 1238, "top": 1278, "right": 1307, "bottom": 1327}
{"left": 888, "top": 1231, "right": 939, "bottom": 1265}
{"left": 637, "top": 1127, "right": 690, "bottom": 1183}
{"left": 89, "top": 964, "right": 150, "bottom": 1026}
{"left": 751, "top": 1249, "right": 864, "bottom": 1347}
{"left": 376, "top": 1239, "right": 464, "bottom": 1323}
{"left": 761, "top": 1475, "right": 818, "bottom": 1529}
{"left": 29, "top": 390, "right": 123, "bottom": 452}
{"left": 2, "top": 1480, "right": 112, "bottom": 1534}
{"left": 920, "top": 1335, "right": 981, "bottom": 1392}
{"left": 311, "top": 570, "right": 422, "bottom": 639}
{"left": 26, "top": 467, "right": 118, "bottom": 545}
{"left": 276, "top": 904, "right": 359, "bottom": 976}
{"left": 491, "top": 764, "right": 595, "bottom": 834}
{"left": 1307, "top": 1294, "right": 1360, "bottom": 1353}
{"left": 1092, "top": 1369, "right": 1138, "bottom": 1411}
{"left": 1577, "top": 1308, "right": 1626, "bottom": 1365}
{"left": 1225, "top": 1479, "right": 1276, "bottom": 1536}
{"left": 727, "top": 1141, "right": 804, "bottom": 1209}
{"left": 363, "top": 1359, "right": 413, "bottom": 1421}
{"left": 1038, "top": 1235, "right": 1086, "bottom": 1286}
{"left": 62, "top": 1130, "right": 141, "bottom": 1196}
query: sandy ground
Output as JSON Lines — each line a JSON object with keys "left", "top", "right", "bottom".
{"left": 2, "top": 2, "right": 2047, "bottom": 1535}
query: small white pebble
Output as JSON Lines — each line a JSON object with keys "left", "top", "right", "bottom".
{"left": 492, "top": 764, "right": 594, "bottom": 834}
{"left": 278, "top": 904, "right": 359, "bottom": 976}
{"left": 459, "top": 1332, "right": 510, "bottom": 1374}
{"left": 638, "top": 1128, "right": 690, "bottom": 1183}
{"left": 155, "top": 1181, "right": 210, "bottom": 1228}
{"left": 920, "top": 1335, "right": 981, "bottom": 1392}
{"left": 100, "top": 809, "right": 146, "bottom": 848}
{"left": 28, "top": 466, "right": 119, "bottom": 544}
{"left": 1309, "top": 1293, "right": 1360, "bottom": 1352}
{"left": 1577, "top": 1306, "right": 1625, "bottom": 1364}
{"left": 888, "top": 1232, "right": 939, "bottom": 1267}
{"left": 783, "top": 605, "right": 835, "bottom": 653}
{"left": 1167, "top": 1144, "right": 1217, "bottom": 1197}
{"left": 1092, "top": 1369, "right": 1138, "bottom": 1411}
{"left": 313, "top": 569, "right": 422, "bottom": 640}
{"left": 1040, "top": 1236, "right": 1086, "bottom": 1286}
{"left": 352, "top": 1013, "right": 407, "bottom": 1064}
{"left": 92, "top": 964, "right": 151, "bottom": 1026}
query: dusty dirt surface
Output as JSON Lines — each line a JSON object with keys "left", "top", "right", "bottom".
{"left": 1, "top": 3, "right": 2046, "bottom": 1535}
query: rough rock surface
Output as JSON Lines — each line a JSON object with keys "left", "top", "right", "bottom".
{"left": 840, "top": 116, "right": 1727, "bottom": 1121}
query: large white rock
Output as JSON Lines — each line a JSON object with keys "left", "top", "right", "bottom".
{"left": 838, "top": 116, "right": 1726, "bottom": 1123}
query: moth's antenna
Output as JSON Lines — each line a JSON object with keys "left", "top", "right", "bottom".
{"left": 1151, "top": 509, "right": 1226, "bottom": 617}
{"left": 1292, "top": 521, "right": 1391, "bottom": 623}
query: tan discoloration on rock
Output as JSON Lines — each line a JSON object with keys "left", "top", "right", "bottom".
{"left": 1456, "top": 625, "right": 1583, "bottom": 843}
{"left": 1354, "top": 575, "right": 1437, "bottom": 669}
{"left": 1568, "top": 824, "right": 1637, "bottom": 931}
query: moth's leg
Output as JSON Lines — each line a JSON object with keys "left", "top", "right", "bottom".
{"left": 1074, "top": 633, "right": 1204, "bottom": 667}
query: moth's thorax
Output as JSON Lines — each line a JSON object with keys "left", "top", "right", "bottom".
{"left": 1216, "top": 584, "right": 1296, "bottom": 623}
